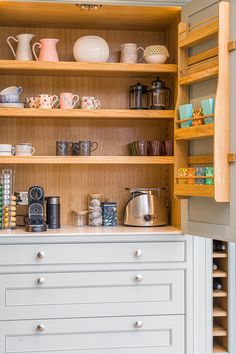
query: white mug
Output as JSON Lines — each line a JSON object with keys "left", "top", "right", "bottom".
{"left": 38, "top": 94, "right": 59, "bottom": 109}
{"left": 120, "top": 43, "right": 143, "bottom": 64}
{"left": 80, "top": 96, "right": 101, "bottom": 109}
{"left": 16, "top": 143, "right": 35, "bottom": 156}
{"left": 60, "top": 92, "right": 80, "bottom": 109}
{"left": 0, "top": 144, "right": 15, "bottom": 156}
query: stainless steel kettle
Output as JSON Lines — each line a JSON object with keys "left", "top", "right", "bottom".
{"left": 123, "top": 188, "right": 168, "bottom": 227}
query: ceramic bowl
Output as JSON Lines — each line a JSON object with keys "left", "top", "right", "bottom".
{"left": 143, "top": 45, "right": 169, "bottom": 64}
{"left": 0, "top": 86, "right": 23, "bottom": 103}
{"left": 145, "top": 54, "right": 168, "bottom": 64}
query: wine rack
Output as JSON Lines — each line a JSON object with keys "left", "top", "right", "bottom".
{"left": 212, "top": 240, "right": 228, "bottom": 353}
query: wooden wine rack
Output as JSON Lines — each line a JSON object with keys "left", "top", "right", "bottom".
{"left": 212, "top": 240, "right": 228, "bottom": 353}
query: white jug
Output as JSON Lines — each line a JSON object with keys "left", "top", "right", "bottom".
{"left": 7, "top": 33, "right": 35, "bottom": 61}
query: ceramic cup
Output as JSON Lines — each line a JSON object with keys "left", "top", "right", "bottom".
{"left": 0, "top": 144, "right": 15, "bottom": 156}
{"left": 38, "top": 94, "right": 59, "bottom": 109}
{"left": 71, "top": 142, "right": 80, "bottom": 156}
{"left": 78, "top": 141, "right": 98, "bottom": 156}
{"left": 56, "top": 141, "right": 72, "bottom": 156}
{"left": 29, "top": 96, "right": 39, "bottom": 108}
{"left": 120, "top": 43, "right": 143, "bottom": 64}
{"left": 15, "top": 143, "right": 35, "bottom": 156}
{"left": 60, "top": 93, "right": 80, "bottom": 109}
{"left": 80, "top": 96, "right": 101, "bottom": 110}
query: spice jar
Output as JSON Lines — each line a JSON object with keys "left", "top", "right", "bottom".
{"left": 88, "top": 193, "right": 103, "bottom": 226}
{"left": 72, "top": 210, "right": 88, "bottom": 227}
{"left": 129, "top": 82, "right": 148, "bottom": 110}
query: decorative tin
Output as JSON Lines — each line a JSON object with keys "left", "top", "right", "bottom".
{"left": 177, "top": 168, "right": 188, "bottom": 184}
{"left": 187, "top": 168, "right": 195, "bottom": 185}
{"left": 205, "top": 167, "right": 214, "bottom": 185}
{"left": 195, "top": 167, "right": 205, "bottom": 185}
{"left": 102, "top": 202, "right": 117, "bottom": 226}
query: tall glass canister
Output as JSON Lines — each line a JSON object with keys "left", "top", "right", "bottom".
{"left": 1, "top": 169, "right": 16, "bottom": 229}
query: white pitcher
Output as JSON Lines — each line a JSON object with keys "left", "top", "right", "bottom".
{"left": 7, "top": 33, "right": 35, "bottom": 61}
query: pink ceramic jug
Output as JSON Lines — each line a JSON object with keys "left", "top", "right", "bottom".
{"left": 32, "top": 38, "right": 59, "bottom": 62}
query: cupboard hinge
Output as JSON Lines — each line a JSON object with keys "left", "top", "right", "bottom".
{"left": 228, "top": 41, "right": 236, "bottom": 52}
{"left": 228, "top": 153, "right": 236, "bottom": 163}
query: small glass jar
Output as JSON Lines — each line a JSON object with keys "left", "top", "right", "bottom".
{"left": 72, "top": 210, "right": 88, "bottom": 227}
{"left": 88, "top": 193, "right": 104, "bottom": 226}
{"left": 129, "top": 82, "right": 148, "bottom": 110}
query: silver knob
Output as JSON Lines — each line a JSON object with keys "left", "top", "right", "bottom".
{"left": 37, "top": 277, "right": 45, "bottom": 285}
{"left": 135, "top": 249, "right": 143, "bottom": 257}
{"left": 135, "top": 274, "right": 143, "bottom": 282}
{"left": 37, "top": 324, "right": 45, "bottom": 332}
{"left": 135, "top": 321, "right": 143, "bottom": 328}
{"left": 37, "top": 251, "right": 45, "bottom": 259}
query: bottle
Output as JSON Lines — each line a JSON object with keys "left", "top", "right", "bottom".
{"left": 213, "top": 241, "right": 226, "bottom": 252}
{"left": 213, "top": 280, "right": 223, "bottom": 290}
{"left": 212, "top": 263, "right": 218, "bottom": 271}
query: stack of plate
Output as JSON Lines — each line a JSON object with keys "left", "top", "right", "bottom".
{"left": 0, "top": 103, "right": 24, "bottom": 108}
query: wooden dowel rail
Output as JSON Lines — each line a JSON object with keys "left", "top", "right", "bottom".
{"left": 178, "top": 15, "right": 218, "bottom": 34}
{"left": 176, "top": 114, "right": 214, "bottom": 125}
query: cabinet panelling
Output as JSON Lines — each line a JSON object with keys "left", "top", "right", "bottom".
{"left": 0, "top": 269, "right": 184, "bottom": 320}
{"left": 0, "top": 241, "right": 185, "bottom": 266}
{"left": 0, "top": 315, "right": 184, "bottom": 354}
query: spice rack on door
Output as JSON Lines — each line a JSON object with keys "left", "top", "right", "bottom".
{"left": 174, "top": 2, "right": 231, "bottom": 202}
{"left": 212, "top": 240, "right": 228, "bottom": 353}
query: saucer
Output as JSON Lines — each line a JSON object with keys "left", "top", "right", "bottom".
{"left": 0, "top": 103, "right": 24, "bottom": 108}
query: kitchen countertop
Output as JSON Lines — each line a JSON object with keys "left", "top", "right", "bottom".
{"left": 0, "top": 225, "right": 181, "bottom": 237}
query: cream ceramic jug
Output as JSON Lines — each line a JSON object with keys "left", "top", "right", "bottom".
{"left": 7, "top": 33, "right": 35, "bottom": 61}
{"left": 33, "top": 38, "right": 59, "bottom": 62}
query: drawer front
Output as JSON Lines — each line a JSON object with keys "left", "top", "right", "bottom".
{"left": 0, "top": 270, "right": 184, "bottom": 320}
{"left": 0, "top": 315, "right": 184, "bottom": 354}
{"left": 0, "top": 241, "right": 185, "bottom": 266}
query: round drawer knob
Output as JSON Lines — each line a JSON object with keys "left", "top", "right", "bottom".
{"left": 37, "top": 324, "right": 45, "bottom": 332}
{"left": 135, "top": 249, "right": 142, "bottom": 257}
{"left": 37, "top": 251, "right": 45, "bottom": 259}
{"left": 135, "top": 274, "right": 143, "bottom": 282}
{"left": 135, "top": 321, "right": 143, "bottom": 328}
{"left": 37, "top": 277, "right": 45, "bottom": 285}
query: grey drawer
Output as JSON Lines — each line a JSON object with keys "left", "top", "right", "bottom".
{"left": 0, "top": 269, "right": 184, "bottom": 320}
{"left": 0, "top": 241, "right": 185, "bottom": 266}
{"left": 0, "top": 315, "right": 184, "bottom": 354}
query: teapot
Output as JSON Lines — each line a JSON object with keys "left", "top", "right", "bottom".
{"left": 148, "top": 76, "right": 172, "bottom": 110}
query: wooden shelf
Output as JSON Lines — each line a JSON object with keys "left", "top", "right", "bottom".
{"left": 213, "top": 343, "right": 227, "bottom": 353}
{"left": 213, "top": 306, "right": 227, "bottom": 317}
{"left": 179, "top": 19, "right": 218, "bottom": 48}
{"left": 213, "top": 270, "right": 227, "bottom": 278}
{"left": 0, "top": 156, "right": 175, "bottom": 165}
{"left": 213, "top": 324, "right": 227, "bottom": 337}
{"left": 0, "top": 60, "right": 178, "bottom": 78}
{"left": 179, "top": 58, "right": 218, "bottom": 86}
{"left": 213, "top": 252, "right": 228, "bottom": 258}
{"left": 0, "top": 108, "right": 175, "bottom": 120}
{"left": 175, "top": 184, "right": 214, "bottom": 198}
{"left": 175, "top": 124, "right": 214, "bottom": 141}
{"left": 213, "top": 290, "right": 227, "bottom": 298}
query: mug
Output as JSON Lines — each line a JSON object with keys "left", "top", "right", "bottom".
{"left": 56, "top": 141, "right": 71, "bottom": 156}
{"left": 0, "top": 144, "right": 15, "bottom": 156}
{"left": 80, "top": 96, "right": 101, "bottom": 110}
{"left": 79, "top": 141, "right": 98, "bottom": 156}
{"left": 29, "top": 96, "right": 39, "bottom": 109}
{"left": 71, "top": 142, "right": 80, "bottom": 156}
{"left": 120, "top": 43, "right": 143, "bottom": 64}
{"left": 38, "top": 94, "right": 59, "bottom": 109}
{"left": 16, "top": 143, "right": 35, "bottom": 156}
{"left": 60, "top": 93, "right": 80, "bottom": 109}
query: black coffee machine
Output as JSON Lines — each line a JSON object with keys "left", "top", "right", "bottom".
{"left": 26, "top": 186, "right": 47, "bottom": 232}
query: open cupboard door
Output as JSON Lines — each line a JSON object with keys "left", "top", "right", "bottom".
{"left": 175, "top": 0, "right": 236, "bottom": 242}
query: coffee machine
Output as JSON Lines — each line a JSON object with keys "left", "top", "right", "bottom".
{"left": 26, "top": 185, "right": 47, "bottom": 232}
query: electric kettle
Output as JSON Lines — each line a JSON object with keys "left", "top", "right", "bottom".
{"left": 123, "top": 188, "right": 168, "bottom": 227}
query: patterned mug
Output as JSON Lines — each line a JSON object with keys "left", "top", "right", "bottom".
{"left": 60, "top": 92, "right": 80, "bottom": 109}
{"left": 29, "top": 96, "right": 39, "bottom": 108}
{"left": 38, "top": 94, "right": 59, "bottom": 109}
{"left": 78, "top": 141, "right": 98, "bottom": 156}
{"left": 80, "top": 96, "right": 101, "bottom": 110}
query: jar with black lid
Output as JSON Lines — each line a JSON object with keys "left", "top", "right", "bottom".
{"left": 129, "top": 82, "right": 148, "bottom": 110}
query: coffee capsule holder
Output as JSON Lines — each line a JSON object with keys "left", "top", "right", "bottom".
{"left": 0, "top": 169, "right": 16, "bottom": 230}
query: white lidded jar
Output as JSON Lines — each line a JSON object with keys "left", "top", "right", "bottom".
{"left": 73, "top": 36, "right": 109, "bottom": 62}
